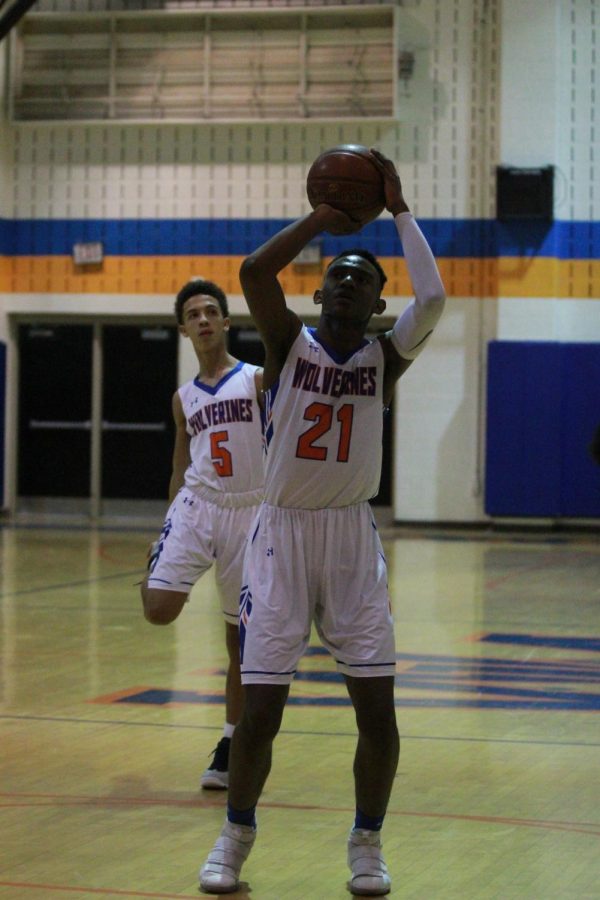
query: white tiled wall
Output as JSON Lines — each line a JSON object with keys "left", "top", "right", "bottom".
{"left": 393, "top": 297, "right": 486, "bottom": 523}
{"left": 1, "top": 0, "right": 599, "bottom": 521}
{"left": 0, "top": 38, "right": 10, "bottom": 347}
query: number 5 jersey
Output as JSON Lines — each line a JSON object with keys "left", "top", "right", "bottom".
{"left": 179, "top": 361, "right": 264, "bottom": 507}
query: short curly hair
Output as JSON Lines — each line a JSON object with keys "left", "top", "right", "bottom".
{"left": 326, "top": 248, "right": 387, "bottom": 291}
{"left": 174, "top": 279, "right": 229, "bottom": 324}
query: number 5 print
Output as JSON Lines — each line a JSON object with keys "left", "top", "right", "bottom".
{"left": 210, "top": 430, "right": 233, "bottom": 477}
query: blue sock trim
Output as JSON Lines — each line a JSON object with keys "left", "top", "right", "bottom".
{"left": 227, "top": 802, "right": 256, "bottom": 829}
{"left": 354, "top": 809, "right": 384, "bottom": 832}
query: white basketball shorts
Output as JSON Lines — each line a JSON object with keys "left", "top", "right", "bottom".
{"left": 147, "top": 486, "right": 260, "bottom": 625}
{"left": 239, "top": 501, "right": 396, "bottom": 683}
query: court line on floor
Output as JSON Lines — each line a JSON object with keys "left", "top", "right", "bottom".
{"left": 0, "top": 570, "right": 144, "bottom": 598}
{"left": 483, "top": 552, "right": 563, "bottom": 590}
{"left": 0, "top": 791, "right": 598, "bottom": 838}
{"left": 1, "top": 712, "right": 599, "bottom": 748}
{"left": 0, "top": 881, "right": 198, "bottom": 899}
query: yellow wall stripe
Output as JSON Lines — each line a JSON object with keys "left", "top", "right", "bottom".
{"left": 1, "top": 256, "right": 599, "bottom": 299}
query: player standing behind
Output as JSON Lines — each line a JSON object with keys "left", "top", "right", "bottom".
{"left": 141, "top": 278, "right": 264, "bottom": 791}
{"left": 199, "top": 150, "right": 446, "bottom": 895}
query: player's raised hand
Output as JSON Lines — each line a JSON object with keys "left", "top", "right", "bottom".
{"left": 369, "top": 149, "right": 409, "bottom": 216}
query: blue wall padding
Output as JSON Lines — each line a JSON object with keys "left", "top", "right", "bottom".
{"left": 486, "top": 341, "right": 600, "bottom": 517}
{"left": 560, "top": 344, "right": 600, "bottom": 516}
{"left": 486, "top": 342, "right": 563, "bottom": 516}
{"left": 0, "top": 342, "right": 5, "bottom": 508}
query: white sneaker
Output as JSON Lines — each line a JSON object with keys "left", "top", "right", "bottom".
{"left": 199, "top": 820, "right": 256, "bottom": 894}
{"left": 347, "top": 828, "right": 391, "bottom": 896}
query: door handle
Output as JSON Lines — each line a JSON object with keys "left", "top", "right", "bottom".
{"left": 29, "top": 419, "right": 92, "bottom": 430}
{"left": 101, "top": 421, "right": 167, "bottom": 432}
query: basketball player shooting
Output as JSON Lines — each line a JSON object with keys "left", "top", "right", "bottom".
{"left": 199, "top": 149, "right": 446, "bottom": 896}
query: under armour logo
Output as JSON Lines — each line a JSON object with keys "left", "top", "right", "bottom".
{"left": 266, "top": 547, "right": 274, "bottom": 556}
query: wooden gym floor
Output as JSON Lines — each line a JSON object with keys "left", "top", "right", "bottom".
{"left": 0, "top": 517, "right": 599, "bottom": 899}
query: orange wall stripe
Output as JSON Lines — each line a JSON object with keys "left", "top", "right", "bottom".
{"left": 2, "top": 256, "right": 599, "bottom": 299}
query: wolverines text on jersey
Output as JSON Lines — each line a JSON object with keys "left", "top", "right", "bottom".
{"left": 262, "top": 327, "right": 384, "bottom": 509}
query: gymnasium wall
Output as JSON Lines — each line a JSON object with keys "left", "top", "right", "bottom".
{"left": 0, "top": 0, "right": 598, "bottom": 520}
{"left": 394, "top": 0, "right": 599, "bottom": 522}
{"left": 1, "top": 36, "right": 9, "bottom": 504}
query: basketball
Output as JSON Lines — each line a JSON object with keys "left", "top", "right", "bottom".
{"left": 306, "top": 145, "right": 385, "bottom": 227}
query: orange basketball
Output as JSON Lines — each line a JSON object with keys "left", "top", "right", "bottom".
{"left": 306, "top": 145, "right": 385, "bottom": 226}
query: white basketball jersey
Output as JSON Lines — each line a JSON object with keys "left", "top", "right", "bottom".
{"left": 179, "top": 362, "right": 264, "bottom": 503}
{"left": 263, "top": 326, "right": 385, "bottom": 509}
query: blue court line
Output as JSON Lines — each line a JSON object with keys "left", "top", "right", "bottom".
{"left": 178, "top": 655, "right": 600, "bottom": 682}
{"left": 294, "top": 668, "right": 600, "bottom": 686}
{"left": 114, "top": 686, "right": 600, "bottom": 711}
{"left": 400, "top": 650, "right": 597, "bottom": 666}
{"left": 115, "top": 689, "right": 355, "bottom": 707}
{"left": 405, "top": 664, "right": 600, "bottom": 680}
{"left": 394, "top": 697, "right": 599, "bottom": 710}
{"left": 2, "top": 713, "right": 599, "bottom": 748}
{"left": 411, "top": 657, "right": 600, "bottom": 670}
{"left": 300, "top": 660, "right": 600, "bottom": 678}
{"left": 391, "top": 680, "right": 600, "bottom": 705}
{"left": 482, "top": 633, "right": 600, "bottom": 652}
{"left": 307, "top": 646, "right": 600, "bottom": 665}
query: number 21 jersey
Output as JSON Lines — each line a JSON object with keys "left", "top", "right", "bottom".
{"left": 262, "top": 326, "right": 385, "bottom": 509}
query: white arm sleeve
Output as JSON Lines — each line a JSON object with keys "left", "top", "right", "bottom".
{"left": 390, "top": 212, "right": 446, "bottom": 360}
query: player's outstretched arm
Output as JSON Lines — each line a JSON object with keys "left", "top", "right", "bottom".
{"left": 370, "top": 150, "right": 446, "bottom": 405}
{"left": 240, "top": 205, "right": 360, "bottom": 387}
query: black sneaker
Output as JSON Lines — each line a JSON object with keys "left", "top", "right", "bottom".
{"left": 200, "top": 736, "right": 230, "bottom": 790}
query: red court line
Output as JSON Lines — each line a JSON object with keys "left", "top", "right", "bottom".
{"left": 0, "top": 882, "right": 198, "bottom": 898}
{"left": 95, "top": 545, "right": 121, "bottom": 563}
{"left": 390, "top": 809, "right": 600, "bottom": 837}
{"left": 1, "top": 791, "right": 598, "bottom": 837}
{"left": 463, "top": 631, "right": 489, "bottom": 643}
{"left": 88, "top": 686, "right": 152, "bottom": 704}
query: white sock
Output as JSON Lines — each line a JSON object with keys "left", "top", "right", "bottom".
{"left": 223, "top": 723, "right": 235, "bottom": 739}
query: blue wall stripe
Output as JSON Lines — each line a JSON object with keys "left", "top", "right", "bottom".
{"left": 1, "top": 217, "right": 599, "bottom": 259}
{"left": 0, "top": 219, "right": 13, "bottom": 255}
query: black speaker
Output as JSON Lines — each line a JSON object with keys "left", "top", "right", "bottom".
{"left": 496, "top": 165, "right": 554, "bottom": 222}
